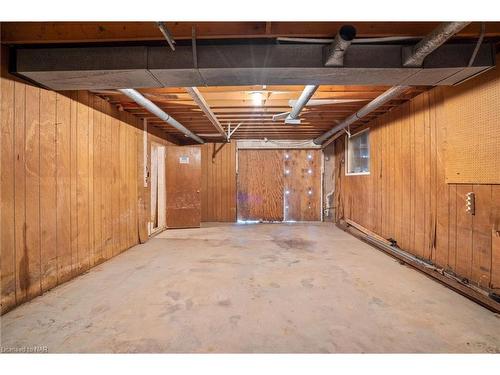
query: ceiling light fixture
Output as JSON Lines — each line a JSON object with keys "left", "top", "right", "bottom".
{"left": 250, "top": 91, "right": 265, "bottom": 106}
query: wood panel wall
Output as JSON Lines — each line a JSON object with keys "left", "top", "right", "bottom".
{"left": 237, "top": 149, "right": 284, "bottom": 221}
{"left": 334, "top": 76, "right": 500, "bottom": 291}
{"left": 284, "top": 150, "right": 322, "bottom": 221}
{"left": 1, "top": 75, "right": 146, "bottom": 313}
{"left": 201, "top": 142, "right": 237, "bottom": 222}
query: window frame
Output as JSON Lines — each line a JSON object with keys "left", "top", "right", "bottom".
{"left": 345, "top": 128, "right": 371, "bottom": 176}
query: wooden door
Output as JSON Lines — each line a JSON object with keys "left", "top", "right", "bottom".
{"left": 166, "top": 146, "right": 201, "bottom": 228}
{"left": 237, "top": 150, "right": 284, "bottom": 221}
{"left": 284, "top": 149, "right": 322, "bottom": 221}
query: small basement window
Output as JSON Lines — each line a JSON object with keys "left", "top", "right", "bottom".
{"left": 345, "top": 129, "right": 370, "bottom": 175}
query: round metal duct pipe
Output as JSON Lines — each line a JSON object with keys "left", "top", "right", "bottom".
{"left": 118, "top": 88, "right": 204, "bottom": 144}
{"left": 313, "top": 85, "right": 411, "bottom": 145}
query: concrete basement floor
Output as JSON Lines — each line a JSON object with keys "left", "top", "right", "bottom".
{"left": 1, "top": 223, "right": 499, "bottom": 353}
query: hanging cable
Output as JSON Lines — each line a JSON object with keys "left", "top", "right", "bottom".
{"left": 468, "top": 22, "right": 486, "bottom": 67}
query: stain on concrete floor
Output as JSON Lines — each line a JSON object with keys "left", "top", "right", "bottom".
{"left": 1, "top": 223, "right": 499, "bottom": 353}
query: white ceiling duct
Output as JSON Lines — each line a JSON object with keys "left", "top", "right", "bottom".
{"left": 288, "top": 99, "right": 369, "bottom": 107}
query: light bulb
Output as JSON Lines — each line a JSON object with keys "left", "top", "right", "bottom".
{"left": 250, "top": 92, "right": 264, "bottom": 106}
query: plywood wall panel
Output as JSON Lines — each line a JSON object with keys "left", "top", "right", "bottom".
{"left": 237, "top": 150, "right": 284, "bottom": 222}
{"left": 200, "top": 142, "right": 237, "bottom": 222}
{"left": 284, "top": 150, "right": 321, "bottom": 221}
{"left": 335, "top": 65, "right": 500, "bottom": 291}
{"left": 1, "top": 73, "right": 146, "bottom": 313}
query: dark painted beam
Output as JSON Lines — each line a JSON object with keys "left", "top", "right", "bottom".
{"left": 13, "top": 42, "right": 496, "bottom": 90}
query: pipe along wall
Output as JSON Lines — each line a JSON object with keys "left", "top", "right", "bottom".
{"left": 333, "top": 54, "right": 500, "bottom": 297}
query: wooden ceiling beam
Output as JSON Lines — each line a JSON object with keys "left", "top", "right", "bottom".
{"left": 184, "top": 87, "right": 227, "bottom": 139}
{"left": 3, "top": 22, "right": 499, "bottom": 45}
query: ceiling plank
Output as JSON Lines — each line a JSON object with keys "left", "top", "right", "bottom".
{"left": 2, "top": 22, "right": 499, "bottom": 44}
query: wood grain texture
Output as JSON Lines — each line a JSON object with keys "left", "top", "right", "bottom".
{"left": 237, "top": 150, "right": 284, "bottom": 222}
{"left": 0, "top": 74, "right": 146, "bottom": 313}
{"left": 166, "top": 146, "right": 202, "bottom": 228}
{"left": 1, "top": 76, "right": 16, "bottom": 312}
{"left": 492, "top": 186, "right": 500, "bottom": 289}
{"left": 284, "top": 150, "right": 321, "bottom": 221}
{"left": 24, "top": 85, "right": 41, "bottom": 299}
{"left": 4, "top": 22, "right": 499, "bottom": 44}
{"left": 56, "top": 93, "right": 72, "bottom": 282}
{"left": 443, "top": 63, "right": 500, "bottom": 184}
{"left": 40, "top": 89, "right": 58, "bottom": 291}
{"left": 201, "top": 142, "right": 237, "bottom": 222}
{"left": 335, "top": 78, "right": 500, "bottom": 291}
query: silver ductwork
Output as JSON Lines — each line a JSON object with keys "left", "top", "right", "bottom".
{"left": 282, "top": 26, "right": 358, "bottom": 124}
{"left": 403, "top": 22, "right": 470, "bottom": 67}
{"left": 324, "top": 25, "right": 357, "bottom": 66}
{"left": 313, "top": 86, "right": 411, "bottom": 145}
{"left": 285, "top": 84, "right": 319, "bottom": 123}
{"left": 118, "top": 88, "right": 204, "bottom": 144}
{"left": 315, "top": 22, "right": 471, "bottom": 145}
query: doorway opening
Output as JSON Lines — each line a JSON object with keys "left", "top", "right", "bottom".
{"left": 149, "top": 143, "right": 166, "bottom": 236}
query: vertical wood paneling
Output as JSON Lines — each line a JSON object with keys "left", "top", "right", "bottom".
{"left": 434, "top": 89, "right": 449, "bottom": 268}
{"left": 1, "top": 77, "right": 16, "bottom": 313}
{"left": 200, "top": 142, "right": 237, "bottom": 222}
{"left": 455, "top": 185, "right": 473, "bottom": 278}
{"left": 69, "top": 91, "right": 78, "bottom": 277}
{"left": 102, "top": 104, "right": 113, "bottom": 260}
{"left": 40, "top": 90, "right": 58, "bottom": 291}
{"left": 92, "top": 97, "right": 103, "bottom": 264}
{"left": 335, "top": 82, "right": 500, "bottom": 290}
{"left": 1, "top": 75, "right": 145, "bottom": 314}
{"left": 471, "top": 185, "right": 492, "bottom": 288}
{"left": 413, "top": 94, "right": 426, "bottom": 258}
{"left": 491, "top": 186, "right": 500, "bottom": 289}
{"left": 14, "top": 82, "right": 26, "bottom": 303}
{"left": 56, "top": 93, "right": 72, "bottom": 282}
{"left": 76, "top": 91, "right": 90, "bottom": 272}
{"left": 111, "top": 115, "right": 120, "bottom": 256}
{"left": 24, "top": 85, "right": 41, "bottom": 299}
{"left": 88, "top": 95, "right": 95, "bottom": 267}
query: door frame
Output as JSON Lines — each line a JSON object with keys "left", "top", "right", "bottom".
{"left": 149, "top": 142, "right": 166, "bottom": 236}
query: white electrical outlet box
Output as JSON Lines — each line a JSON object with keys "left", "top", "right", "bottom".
{"left": 466, "top": 192, "right": 475, "bottom": 215}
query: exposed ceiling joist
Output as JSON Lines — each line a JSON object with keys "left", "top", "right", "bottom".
{"left": 185, "top": 87, "right": 227, "bottom": 140}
